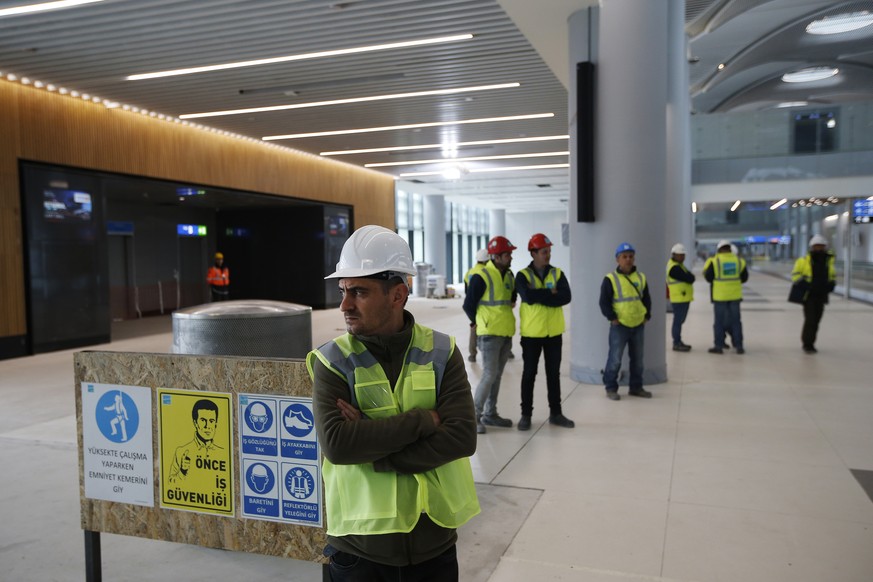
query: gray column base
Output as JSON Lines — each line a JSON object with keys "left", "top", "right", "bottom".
{"left": 571, "top": 363, "right": 668, "bottom": 386}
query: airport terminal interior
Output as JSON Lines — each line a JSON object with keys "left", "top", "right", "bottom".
{"left": 3, "top": 1, "right": 873, "bottom": 581}
{"left": 2, "top": 267, "right": 872, "bottom": 582}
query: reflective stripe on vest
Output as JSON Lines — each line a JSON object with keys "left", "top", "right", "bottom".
{"left": 608, "top": 271, "right": 647, "bottom": 328}
{"left": 475, "top": 261, "right": 515, "bottom": 336}
{"left": 306, "top": 324, "right": 480, "bottom": 536}
{"left": 518, "top": 267, "right": 565, "bottom": 337}
{"left": 711, "top": 254, "right": 744, "bottom": 302}
{"left": 666, "top": 259, "right": 693, "bottom": 303}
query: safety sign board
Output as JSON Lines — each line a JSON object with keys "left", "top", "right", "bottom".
{"left": 238, "top": 394, "right": 321, "bottom": 526}
{"left": 81, "top": 382, "right": 154, "bottom": 507}
{"left": 158, "top": 389, "right": 234, "bottom": 516}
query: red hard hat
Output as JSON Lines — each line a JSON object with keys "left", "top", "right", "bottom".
{"left": 528, "top": 233, "right": 553, "bottom": 251}
{"left": 487, "top": 235, "right": 517, "bottom": 255}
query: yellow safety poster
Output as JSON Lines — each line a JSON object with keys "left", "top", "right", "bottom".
{"left": 158, "top": 388, "right": 234, "bottom": 516}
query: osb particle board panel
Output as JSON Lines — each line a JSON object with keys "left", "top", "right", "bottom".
{"left": 74, "top": 351, "right": 326, "bottom": 563}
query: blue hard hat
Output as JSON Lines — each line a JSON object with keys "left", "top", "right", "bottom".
{"left": 615, "top": 242, "right": 635, "bottom": 256}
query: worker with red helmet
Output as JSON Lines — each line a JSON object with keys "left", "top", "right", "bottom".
{"left": 514, "top": 233, "right": 574, "bottom": 430}
{"left": 462, "top": 235, "right": 517, "bottom": 434}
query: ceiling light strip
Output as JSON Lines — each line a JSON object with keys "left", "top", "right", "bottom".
{"left": 0, "top": 0, "right": 104, "bottom": 18}
{"left": 262, "top": 113, "right": 555, "bottom": 141}
{"left": 365, "top": 151, "right": 569, "bottom": 168}
{"left": 320, "top": 135, "right": 569, "bottom": 156}
{"left": 180, "top": 83, "right": 520, "bottom": 119}
{"left": 127, "top": 34, "right": 474, "bottom": 81}
{"left": 399, "top": 163, "right": 569, "bottom": 178}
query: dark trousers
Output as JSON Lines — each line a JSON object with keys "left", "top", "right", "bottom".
{"left": 327, "top": 544, "right": 458, "bottom": 582}
{"left": 520, "top": 335, "right": 563, "bottom": 417}
{"left": 713, "top": 301, "right": 743, "bottom": 349}
{"left": 210, "top": 286, "right": 230, "bottom": 301}
{"left": 802, "top": 297, "right": 826, "bottom": 348}
{"left": 670, "top": 302, "right": 690, "bottom": 345}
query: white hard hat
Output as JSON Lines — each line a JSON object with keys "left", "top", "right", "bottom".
{"left": 476, "top": 248, "right": 490, "bottom": 262}
{"left": 809, "top": 234, "right": 828, "bottom": 248}
{"left": 671, "top": 243, "right": 686, "bottom": 254}
{"left": 730, "top": 244, "right": 739, "bottom": 255}
{"left": 717, "top": 240, "right": 732, "bottom": 251}
{"left": 325, "top": 225, "right": 416, "bottom": 279}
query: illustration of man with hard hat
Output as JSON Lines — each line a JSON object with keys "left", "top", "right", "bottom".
{"left": 307, "top": 225, "right": 479, "bottom": 580}
{"left": 206, "top": 251, "right": 230, "bottom": 301}
{"left": 666, "top": 243, "right": 696, "bottom": 352}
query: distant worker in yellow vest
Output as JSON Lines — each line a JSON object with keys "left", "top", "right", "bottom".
{"left": 792, "top": 234, "right": 836, "bottom": 354}
{"left": 515, "top": 233, "right": 574, "bottom": 430}
{"left": 307, "top": 225, "right": 479, "bottom": 581}
{"left": 599, "top": 242, "right": 652, "bottom": 401}
{"left": 206, "top": 252, "right": 230, "bottom": 301}
{"left": 704, "top": 240, "right": 749, "bottom": 354}
{"left": 462, "top": 235, "right": 518, "bottom": 434}
{"left": 666, "top": 243, "right": 696, "bottom": 352}
{"left": 463, "top": 248, "right": 490, "bottom": 363}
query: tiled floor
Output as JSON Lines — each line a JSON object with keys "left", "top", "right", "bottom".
{"left": 1, "top": 268, "right": 872, "bottom": 581}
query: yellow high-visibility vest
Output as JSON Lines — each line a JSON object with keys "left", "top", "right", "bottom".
{"left": 306, "top": 324, "right": 480, "bottom": 536}
{"left": 666, "top": 259, "right": 693, "bottom": 303}
{"left": 707, "top": 253, "right": 744, "bottom": 301}
{"left": 474, "top": 261, "right": 515, "bottom": 337}
{"left": 518, "top": 267, "right": 565, "bottom": 337}
{"left": 607, "top": 270, "right": 647, "bottom": 327}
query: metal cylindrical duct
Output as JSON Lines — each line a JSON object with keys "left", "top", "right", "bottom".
{"left": 172, "top": 300, "right": 312, "bottom": 358}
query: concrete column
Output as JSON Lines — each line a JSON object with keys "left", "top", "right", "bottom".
{"left": 489, "top": 209, "right": 506, "bottom": 238}
{"left": 568, "top": 0, "right": 671, "bottom": 386}
{"left": 666, "top": 0, "right": 693, "bottom": 259}
{"left": 423, "top": 194, "right": 446, "bottom": 276}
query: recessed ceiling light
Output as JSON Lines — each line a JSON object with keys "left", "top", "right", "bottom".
{"left": 180, "top": 83, "right": 520, "bottom": 119}
{"left": 782, "top": 67, "right": 839, "bottom": 83}
{"left": 127, "top": 34, "right": 474, "bottom": 80}
{"left": 776, "top": 101, "right": 809, "bottom": 108}
{"left": 262, "top": 113, "right": 555, "bottom": 141}
{"left": 0, "top": 0, "right": 105, "bottom": 18}
{"left": 806, "top": 11, "right": 873, "bottom": 35}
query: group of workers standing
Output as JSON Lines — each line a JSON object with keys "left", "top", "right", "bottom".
{"left": 299, "top": 224, "right": 837, "bottom": 581}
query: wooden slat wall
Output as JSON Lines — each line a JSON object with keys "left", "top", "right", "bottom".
{"left": 0, "top": 80, "right": 395, "bottom": 340}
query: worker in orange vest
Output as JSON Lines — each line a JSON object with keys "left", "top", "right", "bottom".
{"left": 206, "top": 252, "right": 230, "bottom": 301}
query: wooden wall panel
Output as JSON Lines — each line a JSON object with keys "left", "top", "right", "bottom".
{"left": 0, "top": 79, "right": 395, "bottom": 341}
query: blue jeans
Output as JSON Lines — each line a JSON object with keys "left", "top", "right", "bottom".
{"left": 603, "top": 323, "right": 645, "bottom": 393}
{"left": 474, "top": 335, "right": 511, "bottom": 418}
{"left": 713, "top": 301, "right": 743, "bottom": 349}
{"left": 671, "top": 302, "right": 690, "bottom": 346}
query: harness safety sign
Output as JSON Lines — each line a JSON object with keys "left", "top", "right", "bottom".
{"left": 238, "top": 394, "right": 322, "bottom": 526}
{"left": 81, "top": 382, "right": 154, "bottom": 507}
{"left": 158, "top": 388, "right": 234, "bottom": 516}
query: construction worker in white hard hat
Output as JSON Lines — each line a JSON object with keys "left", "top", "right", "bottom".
{"left": 306, "top": 225, "right": 479, "bottom": 580}
{"left": 791, "top": 234, "right": 835, "bottom": 354}
{"left": 462, "top": 248, "right": 490, "bottom": 363}
{"left": 703, "top": 240, "right": 748, "bottom": 354}
{"left": 666, "top": 243, "right": 695, "bottom": 351}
